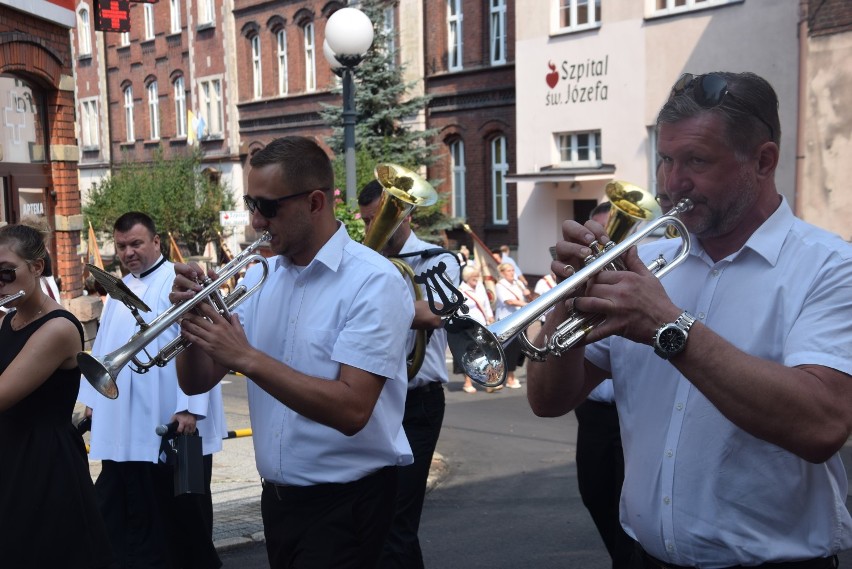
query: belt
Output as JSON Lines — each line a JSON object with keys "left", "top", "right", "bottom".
{"left": 636, "top": 545, "right": 838, "bottom": 569}
{"left": 409, "top": 381, "right": 443, "bottom": 394}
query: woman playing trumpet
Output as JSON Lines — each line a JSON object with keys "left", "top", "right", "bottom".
{"left": 0, "top": 223, "right": 112, "bottom": 568}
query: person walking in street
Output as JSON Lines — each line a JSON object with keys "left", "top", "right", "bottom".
{"left": 0, "top": 223, "right": 113, "bottom": 569}
{"left": 78, "top": 211, "right": 226, "bottom": 569}
{"left": 171, "top": 136, "right": 414, "bottom": 569}
{"left": 458, "top": 265, "right": 495, "bottom": 394}
{"left": 495, "top": 263, "right": 530, "bottom": 390}
{"left": 528, "top": 71, "right": 852, "bottom": 568}
{"left": 358, "top": 178, "right": 459, "bottom": 569}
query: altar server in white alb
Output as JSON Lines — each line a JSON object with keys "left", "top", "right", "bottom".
{"left": 77, "top": 211, "right": 226, "bottom": 569}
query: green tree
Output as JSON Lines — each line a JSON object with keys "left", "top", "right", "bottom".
{"left": 84, "top": 147, "right": 235, "bottom": 257}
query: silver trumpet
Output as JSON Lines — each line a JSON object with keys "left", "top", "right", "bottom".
{"left": 78, "top": 232, "right": 271, "bottom": 399}
{"left": 451, "top": 199, "right": 693, "bottom": 386}
{"left": 0, "top": 290, "right": 25, "bottom": 308}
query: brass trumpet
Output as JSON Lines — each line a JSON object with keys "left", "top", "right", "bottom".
{"left": 449, "top": 196, "right": 693, "bottom": 386}
{"left": 78, "top": 232, "right": 271, "bottom": 399}
{"left": 364, "top": 163, "right": 438, "bottom": 379}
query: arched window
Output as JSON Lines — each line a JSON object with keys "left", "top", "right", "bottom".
{"left": 173, "top": 76, "right": 187, "bottom": 137}
{"left": 251, "top": 34, "right": 262, "bottom": 99}
{"left": 123, "top": 86, "right": 135, "bottom": 142}
{"left": 277, "top": 29, "right": 288, "bottom": 95}
{"left": 147, "top": 81, "right": 159, "bottom": 140}
{"left": 491, "top": 136, "right": 508, "bottom": 224}
{"left": 449, "top": 140, "right": 466, "bottom": 218}
{"left": 303, "top": 22, "right": 316, "bottom": 92}
{"left": 78, "top": 7, "right": 91, "bottom": 56}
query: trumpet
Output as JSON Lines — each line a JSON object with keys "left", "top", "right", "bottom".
{"left": 1, "top": 290, "right": 25, "bottom": 308}
{"left": 78, "top": 232, "right": 271, "bottom": 399}
{"left": 449, "top": 198, "right": 693, "bottom": 386}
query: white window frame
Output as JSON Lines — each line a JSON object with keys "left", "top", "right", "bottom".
{"left": 174, "top": 76, "right": 187, "bottom": 138}
{"left": 383, "top": 6, "right": 396, "bottom": 66}
{"left": 147, "top": 81, "right": 159, "bottom": 140}
{"left": 199, "top": 0, "right": 215, "bottom": 26}
{"left": 251, "top": 35, "right": 262, "bottom": 99}
{"left": 555, "top": 0, "right": 601, "bottom": 33}
{"left": 490, "top": 0, "right": 506, "bottom": 65}
{"left": 170, "top": 0, "right": 181, "bottom": 33}
{"left": 78, "top": 7, "right": 92, "bottom": 56}
{"left": 450, "top": 140, "right": 466, "bottom": 218}
{"left": 198, "top": 76, "right": 223, "bottom": 137}
{"left": 648, "top": 0, "right": 738, "bottom": 18}
{"left": 143, "top": 3, "right": 155, "bottom": 40}
{"left": 491, "top": 136, "right": 508, "bottom": 225}
{"left": 79, "top": 98, "right": 99, "bottom": 149}
{"left": 123, "top": 86, "right": 134, "bottom": 142}
{"left": 447, "top": 0, "right": 463, "bottom": 71}
{"left": 303, "top": 23, "right": 316, "bottom": 92}
{"left": 556, "top": 131, "right": 602, "bottom": 167}
{"left": 120, "top": 31, "right": 130, "bottom": 46}
{"left": 277, "top": 29, "right": 288, "bottom": 95}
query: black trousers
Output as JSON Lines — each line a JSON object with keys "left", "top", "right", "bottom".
{"left": 95, "top": 456, "right": 220, "bottom": 569}
{"left": 575, "top": 399, "right": 633, "bottom": 569}
{"left": 378, "top": 382, "right": 446, "bottom": 569}
{"left": 260, "top": 466, "right": 398, "bottom": 569}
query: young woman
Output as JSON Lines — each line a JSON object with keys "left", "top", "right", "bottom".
{"left": 0, "top": 223, "right": 112, "bottom": 568}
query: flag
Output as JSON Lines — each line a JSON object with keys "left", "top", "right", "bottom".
{"left": 462, "top": 223, "right": 500, "bottom": 308}
{"left": 187, "top": 110, "right": 197, "bottom": 145}
{"left": 195, "top": 115, "right": 206, "bottom": 141}
{"left": 167, "top": 232, "right": 185, "bottom": 264}
{"left": 86, "top": 221, "right": 104, "bottom": 270}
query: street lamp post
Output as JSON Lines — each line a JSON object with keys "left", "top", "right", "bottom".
{"left": 323, "top": 7, "right": 374, "bottom": 204}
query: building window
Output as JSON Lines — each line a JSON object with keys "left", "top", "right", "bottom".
{"left": 251, "top": 35, "right": 262, "bottom": 99}
{"left": 491, "top": 136, "right": 508, "bottom": 225}
{"left": 556, "top": 0, "right": 601, "bottom": 31}
{"left": 143, "top": 4, "right": 155, "bottom": 40}
{"left": 303, "top": 23, "right": 316, "bottom": 92}
{"left": 123, "top": 86, "right": 134, "bottom": 142}
{"left": 449, "top": 140, "right": 466, "bottom": 218}
{"left": 174, "top": 77, "right": 187, "bottom": 138}
{"left": 556, "top": 131, "right": 602, "bottom": 166}
{"left": 490, "top": 0, "right": 506, "bottom": 65}
{"left": 447, "top": 0, "right": 463, "bottom": 71}
{"left": 199, "top": 77, "right": 223, "bottom": 136}
{"left": 80, "top": 99, "right": 99, "bottom": 149}
{"left": 120, "top": 32, "right": 130, "bottom": 46}
{"left": 78, "top": 7, "right": 91, "bottom": 56}
{"left": 277, "top": 29, "right": 288, "bottom": 95}
{"left": 649, "top": 0, "right": 736, "bottom": 16}
{"left": 199, "top": 0, "right": 215, "bottom": 25}
{"left": 383, "top": 7, "right": 396, "bottom": 66}
{"left": 147, "top": 81, "right": 159, "bottom": 140}
{"left": 170, "top": 0, "right": 181, "bottom": 33}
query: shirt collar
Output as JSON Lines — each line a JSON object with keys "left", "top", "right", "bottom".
{"left": 397, "top": 231, "right": 423, "bottom": 256}
{"left": 135, "top": 255, "right": 167, "bottom": 279}
{"left": 274, "top": 222, "right": 350, "bottom": 273}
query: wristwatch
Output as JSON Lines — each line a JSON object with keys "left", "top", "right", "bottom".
{"left": 652, "top": 311, "right": 696, "bottom": 360}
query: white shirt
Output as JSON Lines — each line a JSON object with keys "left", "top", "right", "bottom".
{"left": 459, "top": 281, "right": 493, "bottom": 326}
{"left": 586, "top": 199, "right": 852, "bottom": 566}
{"left": 236, "top": 224, "right": 414, "bottom": 486}
{"left": 495, "top": 278, "right": 526, "bottom": 321}
{"left": 78, "top": 257, "right": 226, "bottom": 461}
{"left": 397, "top": 232, "right": 460, "bottom": 389}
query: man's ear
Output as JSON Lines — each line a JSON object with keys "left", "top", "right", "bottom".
{"left": 755, "top": 141, "right": 779, "bottom": 180}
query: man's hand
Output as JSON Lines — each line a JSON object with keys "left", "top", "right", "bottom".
{"left": 171, "top": 410, "right": 197, "bottom": 435}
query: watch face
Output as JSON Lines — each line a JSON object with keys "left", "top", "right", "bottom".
{"left": 659, "top": 327, "right": 686, "bottom": 354}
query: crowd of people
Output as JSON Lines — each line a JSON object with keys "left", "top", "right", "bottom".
{"left": 1, "top": 69, "right": 850, "bottom": 569}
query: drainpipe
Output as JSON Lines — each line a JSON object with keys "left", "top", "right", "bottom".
{"left": 794, "top": 0, "right": 808, "bottom": 217}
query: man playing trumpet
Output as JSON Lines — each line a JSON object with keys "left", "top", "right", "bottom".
{"left": 528, "top": 71, "right": 852, "bottom": 568}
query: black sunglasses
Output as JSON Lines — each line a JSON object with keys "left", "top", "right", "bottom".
{"left": 243, "top": 189, "right": 318, "bottom": 219}
{"left": 0, "top": 266, "right": 19, "bottom": 284}
{"left": 669, "top": 73, "right": 775, "bottom": 142}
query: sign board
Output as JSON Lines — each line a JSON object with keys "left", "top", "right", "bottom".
{"left": 94, "top": 0, "right": 131, "bottom": 32}
{"left": 219, "top": 210, "right": 249, "bottom": 227}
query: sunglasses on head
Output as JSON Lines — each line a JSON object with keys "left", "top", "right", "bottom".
{"left": 669, "top": 73, "right": 775, "bottom": 142}
{"left": 243, "top": 189, "right": 319, "bottom": 219}
{"left": 0, "top": 266, "right": 19, "bottom": 284}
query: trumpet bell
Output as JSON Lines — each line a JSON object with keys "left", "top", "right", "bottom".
{"left": 604, "top": 181, "right": 662, "bottom": 243}
{"left": 77, "top": 352, "right": 119, "bottom": 399}
{"left": 363, "top": 163, "right": 438, "bottom": 251}
{"left": 445, "top": 317, "right": 506, "bottom": 388}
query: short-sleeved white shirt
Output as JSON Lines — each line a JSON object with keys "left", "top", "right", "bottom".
{"left": 586, "top": 199, "right": 852, "bottom": 565}
{"left": 236, "top": 224, "right": 414, "bottom": 486}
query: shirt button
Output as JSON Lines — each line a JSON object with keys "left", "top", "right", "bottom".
{"left": 712, "top": 269, "right": 719, "bottom": 277}
{"left": 676, "top": 403, "right": 683, "bottom": 411}
{"left": 663, "top": 496, "right": 671, "bottom": 505}
{"left": 667, "top": 543, "right": 674, "bottom": 551}
{"left": 666, "top": 449, "right": 673, "bottom": 457}
{"left": 698, "top": 312, "right": 706, "bottom": 319}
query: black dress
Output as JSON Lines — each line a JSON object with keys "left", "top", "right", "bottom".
{"left": 0, "top": 310, "right": 113, "bottom": 568}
